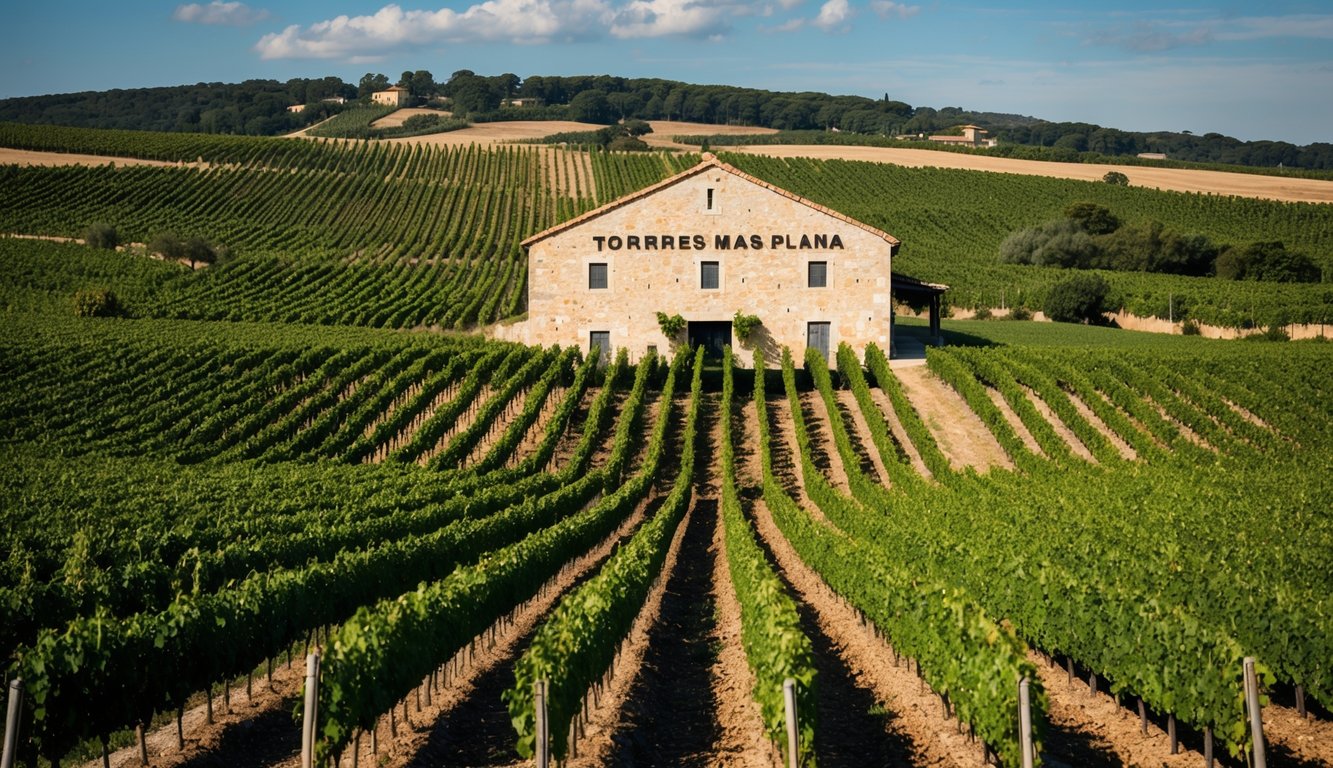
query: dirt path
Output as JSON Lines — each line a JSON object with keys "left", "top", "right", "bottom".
{"left": 833, "top": 390, "right": 891, "bottom": 486}
{"left": 866, "top": 387, "right": 933, "bottom": 480}
{"left": 734, "top": 395, "right": 766, "bottom": 494}
{"left": 893, "top": 366, "right": 1011, "bottom": 472}
{"left": 709, "top": 390, "right": 783, "bottom": 767}
{"left": 798, "top": 392, "right": 853, "bottom": 494}
{"left": 416, "top": 384, "right": 493, "bottom": 466}
{"left": 544, "top": 385, "right": 597, "bottom": 473}
{"left": 1065, "top": 389, "right": 1137, "bottom": 461}
{"left": 1022, "top": 386, "right": 1094, "bottom": 462}
{"left": 726, "top": 145, "right": 1333, "bottom": 205}
{"left": 711, "top": 514, "right": 783, "bottom": 768}
{"left": 986, "top": 388, "right": 1047, "bottom": 458}
{"left": 568, "top": 499, "right": 695, "bottom": 766}
{"left": 1034, "top": 652, "right": 1219, "bottom": 768}
{"left": 745, "top": 493, "right": 985, "bottom": 767}
{"left": 766, "top": 393, "right": 819, "bottom": 516}
{"left": 602, "top": 396, "right": 723, "bottom": 766}
{"left": 90, "top": 653, "right": 308, "bottom": 768}
{"left": 461, "top": 385, "right": 533, "bottom": 468}
{"left": 370, "top": 496, "right": 656, "bottom": 768}
{"left": 1265, "top": 703, "right": 1333, "bottom": 766}
{"left": 0, "top": 147, "right": 204, "bottom": 168}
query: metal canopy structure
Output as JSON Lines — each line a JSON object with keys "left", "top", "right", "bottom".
{"left": 891, "top": 274, "right": 950, "bottom": 343}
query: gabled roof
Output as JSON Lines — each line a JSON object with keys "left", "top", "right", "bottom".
{"left": 521, "top": 153, "right": 900, "bottom": 249}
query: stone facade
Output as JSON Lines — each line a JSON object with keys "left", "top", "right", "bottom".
{"left": 518, "top": 155, "right": 899, "bottom": 368}
{"left": 372, "top": 87, "right": 409, "bottom": 107}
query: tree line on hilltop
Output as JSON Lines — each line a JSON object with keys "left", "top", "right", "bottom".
{"left": 2, "top": 69, "right": 1329, "bottom": 169}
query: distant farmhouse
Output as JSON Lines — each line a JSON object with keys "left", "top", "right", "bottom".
{"left": 372, "top": 86, "right": 410, "bottom": 108}
{"left": 287, "top": 96, "right": 348, "bottom": 114}
{"left": 926, "top": 125, "right": 997, "bottom": 148}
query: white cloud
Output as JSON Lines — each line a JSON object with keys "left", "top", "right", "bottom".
{"left": 173, "top": 1, "right": 269, "bottom": 26}
{"left": 610, "top": 0, "right": 731, "bottom": 39}
{"left": 812, "top": 0, "right": 850, "bottom": 31}
{"left": 1082, "top": 13, "right": 1333, "bottom": 53}
{"left": 1212, "top": 14, "right": 1333, "bottom": 42}
{"left": 1085, "top": 20, "right": 1212, "bottom": 52}
{"left": 255, "top": 0, "right": 610, "bottom": 59}
{"left": 256, "top": 0, "right": 758, "bottom": 57}
{"left": 869, "top": 1, "right": 918, "bottom": 20}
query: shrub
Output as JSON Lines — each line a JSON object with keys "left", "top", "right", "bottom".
{"left": 148, "top": 232, "right": 185, "bottom": 262}
{"left": 972, "top": 306, "right": 993, "bottom": 320}
{"left": 401, "top": 113, "right": 441, "bottom": 130}
{"left": 1216, "top": 241, "right": 1320, "bottom": 283}
{"left": 184, "top": 237, "right": 217, "bottom": 268}
{"left": 84, "top": 223, "right": 118, "bottom": 250}
{"left": 1000, "top": 219, "right": 1099, "bottom": 269}
{"left": 1044, "top": 273, "right": 1112, "bottom": 324}
{"left": 1064, "top": 202, "right": 1120, "bottom": 235}
{"left": 605, "top": 135, "right": 649, "bottom": 152}
{"left": 72, "top": 288, "right": 120, "bottom": 318}
{"left": 1008, "top": 306, "right": 1033, "bottom": 321}
{"left": 656, "top": 311, "right": 686, "bottom": 339}
{"left": 1181, "top": 318, "right": 1202, "bottom": 336}
{"left": 732, "top": 311, "right": 761, "bottom": 342}
{"left": 1103, "top": 171, "right": 1129, "bottom": 185}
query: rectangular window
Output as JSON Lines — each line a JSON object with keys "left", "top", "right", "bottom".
{"left": 706, "top": 188, "right": 714, "bottom": 210}
{"left": 588, "top": 262, "right": 608, "bottom": 290}
{"left": 701, "top": 260, "right": 719, "bottom": 290}
{"left": 589, "top": 331, "right": 610, "bottom": 360}
{"left": 808, "top": 261, "right": 828, "bottom": 288}
{"left": 807, "top": 322, "right": 830, "bottom": 361}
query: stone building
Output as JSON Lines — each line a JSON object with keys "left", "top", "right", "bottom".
{"left": 372, "top": 86, "right": 410, "bottom": 107}
{"left": 518, "top": 154, "right": 924, "bottom": 368}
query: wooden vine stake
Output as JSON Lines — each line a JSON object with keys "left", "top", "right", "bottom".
{"left": 300, "top": 652, "right": 321, "bottom": 768}
{"left": 534, "top": 679, "right": 550, "bottom": 768}
{"left": 783, "top": 678, "right": 799, "bottom": 768}
{"left": 1, "top": 678, "right": 22, "bottom": 768}
{"left": 1018, "top": 677, "right": 1034, "bottom": 768}
{"left": 1243, "top": 657, "right": 1267, "bottom": 768}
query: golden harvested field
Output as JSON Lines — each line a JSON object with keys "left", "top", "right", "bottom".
{"left": 4, "top": 118, "right": 1330, "bottom": 204}
{"left": 385, "top": 119, "right": 604, "bottom": 146}
{"left": 370, "top": 107, "right": 450, "bottom": 128}
{"left": 640, "top": 120, "right": 779, "bottom": 148}
{"left": 0, "top": 147, "right": 191, "bottom": 168}
{"left": 725, "top": 144, "right": 1333, "bottom": 204}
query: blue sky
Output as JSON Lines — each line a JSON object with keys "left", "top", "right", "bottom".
{"left": 3, "top": 1, "right": 1330, "bottom": 144}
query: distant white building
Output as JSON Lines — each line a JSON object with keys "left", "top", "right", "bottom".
{"left": 926, "top": 125, "right": 997, "bottom": 148}
{"left": 372, "top": 86, "right": 410, "bottom": 108}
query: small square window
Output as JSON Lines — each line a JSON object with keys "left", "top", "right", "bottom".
{"left": 808, "top": 261, "right": 828, "bottom": 288}
{"left": 588, "top": 262, "right": 608, "bottom": 290}
{"left": 701, "top": 261, "right": 719, "bottom": 290}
